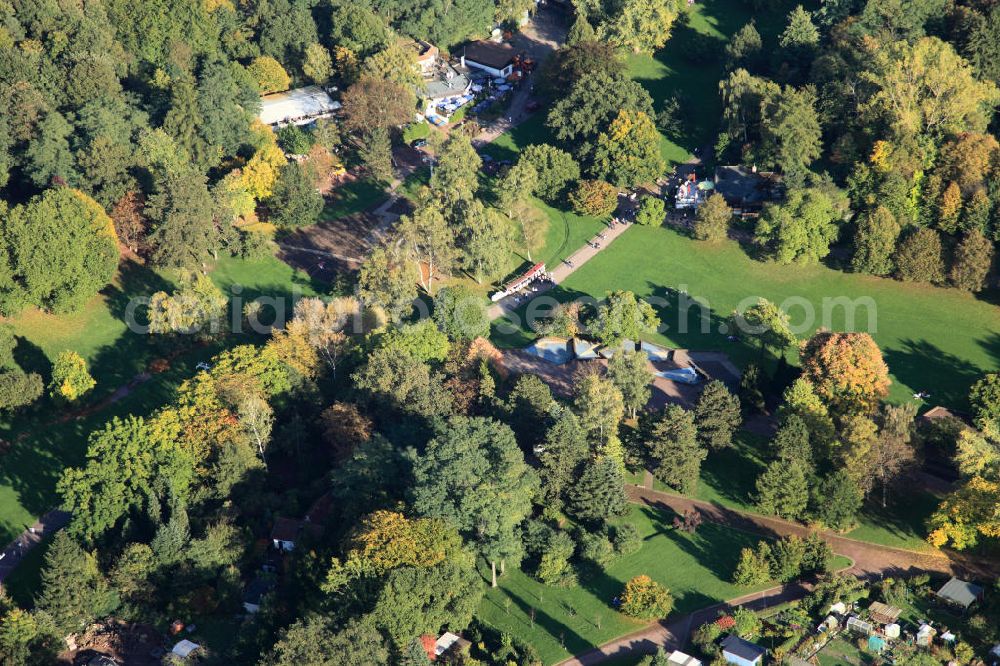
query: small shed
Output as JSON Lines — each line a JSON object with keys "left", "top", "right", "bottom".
{"left": 435, "top": 632, "right": 472, "bottom": 659}
{"left": 667, "top": 650, "right": 703, "bottom": 666}
{"left": 271, "top": 517, "right": 302, "bottom": 552}
{"left": 868, "top": 601, "right": 902, "bottom": 625}
{"left": 171, "top": 640, "right": 201, "bottom": 659}
{"left": 721, "top": 634, "right": 766, "bottom": 666}
{"left": 885, "top": 623, "right": 901, "bottom": 639}
{"left": 818, "top": 615, "right": 838, "bottom": 632}
{"left": 828, "top": 601, "right": 847, "bottom": 615}
{"left": 916, "top": 624, "right": 937, "bottom": 647}
{"left": 936, "top": 577, "right": 984, "bottom": 611}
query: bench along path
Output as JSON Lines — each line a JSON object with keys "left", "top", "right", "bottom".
{"left": 557, "top": 484, "right": 1000, "bottom": 666}
{"left": 487, "top": 220, "right": 633, "bottom": 321}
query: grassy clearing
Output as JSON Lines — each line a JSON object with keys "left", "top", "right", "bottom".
{"left": 494, "top": 225, "right": 1000, "bottom": 409}
{"left": 817, "top": 636, "right": 871, "bottom": 666}
{"left": 320, "top": 177, "right": 386, "bottom": 221}
{"left": 0, "top": 254, "right": 319, "bottom": 546}
{"left": 478, "top": 503, "right": 775, "bottom": 665}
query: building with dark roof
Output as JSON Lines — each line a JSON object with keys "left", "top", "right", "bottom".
{"left": 936, "top": 577, "right": 984, "bottom": 610}
{"left": 713, "top": 166, "right": 782, "bottom": 212}
{"left": 461, "top": 40, "right": 516, "bottom": 78}
{"left": 721, "top": 634, "right": 766, "bottom": 666}
{"left": 271, "top": 516, "right": 302, "bottom": 552}
{"left": 242, "top": 576, "right": 276, "bottom": 614}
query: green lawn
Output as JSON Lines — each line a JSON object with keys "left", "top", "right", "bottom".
{"left": 477, "top": 503, "right": 776, "bottom": 665}
{"left": 495, "top": 225, "right": 1000, "bottom": 409}
{"left": 817, "top": 636, "right": 872, "bottom": 666}
{"left": 319, "top": 177, "right": 386, "bottom": 221}
{"left": 0, "top": 254, "right": 320, "bottom": 548}
{"left": 636, "top": 431, "right": 939, "bottom": 552}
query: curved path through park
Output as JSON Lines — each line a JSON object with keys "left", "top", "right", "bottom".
{"left": 557, "top": 484, "right": 999, "bottom": 666}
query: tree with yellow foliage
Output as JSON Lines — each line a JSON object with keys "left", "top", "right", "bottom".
{"left": 927, "top": 427, "right": 1000, "bottom": 549}
{"left": 592, "top": 109, "right": 665, "bottom": 187}
{"left": 323, "top": 511, "right": 465, "bottom": 592}
{"left": 49, "top": 350, "right": 95, "bottom": 403}
{"left": 937, "top": 181, "right": 963, "bottom": 233}
{"left": 861, "top": 37, "right": 1000, "bottom": 140}
{"left": 248, "top": 56, "right": 290, "bottom": 94}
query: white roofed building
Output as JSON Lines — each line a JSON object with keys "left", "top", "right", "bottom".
{"left": 259, "top": 86, "right": 341, "bottom": 127}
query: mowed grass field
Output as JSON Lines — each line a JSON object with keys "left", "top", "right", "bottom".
{"left": 496, "top": 225, "right": 1000, "bottom": 410}
{"left": 0, "top": 254, "right": 320, "bottom": 547}
{"left": 642, "top": 432, "right": 941, "bottom": 552}
{"left": 478, "top": 503, "right": 852, "bottom": 665}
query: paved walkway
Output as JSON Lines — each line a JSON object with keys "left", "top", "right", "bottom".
{"left": 487, "top": 219, "right": 633, "bottom": 320}
{"left": 0, "top": 509, "right": 71, "bottom": 586}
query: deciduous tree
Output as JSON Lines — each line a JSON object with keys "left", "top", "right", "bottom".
{"left": 894, "top": 227, "right": 945, "bottom": 283}
{"left": 755, "top": 187, "right": 841, "bottom": 264}
{"left": 519, "top": 144, "right": 580, "bottom": 201}
{"left": 412, "top": 416, "right": 538, "bottom": 587}
{"left": 591, "top": 290, "right": 660, "bottom": 347}
{"left": 49, "top": 351, "right": 96, "bottom": 403}
{"left": 608, "top": 350, "right": 653, "bottom": 419}
{"left": 852, "top": 206, "right": 900, "bottom": 276}
{"left": 619, "top": 575, "right": 673, "bottom": 619}
{"left": 949, "top": 230, "right": 994, "bottom": 292}
{"left": 570, "top": 179, "right": 619, "bottom": 217}
{"left": 694, "top": 193, "right": 732, "bottom": 242}
{"left": 800, "top": 331, "right": 890, "bottom": 415}
{"left": 592, "top": 110, "right": 665, "bottom": 187}
{"left": 248, "top": 56, "right": 291, "bottom": 94}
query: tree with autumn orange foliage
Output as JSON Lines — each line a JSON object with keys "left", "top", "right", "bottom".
{"left": 799, "top": 331, "right": 890, "bottom": 415}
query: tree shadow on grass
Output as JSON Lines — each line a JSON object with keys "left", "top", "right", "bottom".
{"left": 853, "top": 490, "right": 938, "bottom": 544}
{"left": 11, "top": 335, "right": 50, "bottom": 382}
{"left": 634, "top": 506, "right": 747, "bottom": 612}
{"left": 977, "top": 330, "right": 1000, "bottom": 371}
{"left": 699, "top": 439, "right": 766, "bottom": 510}
{"left": 882, "top": 339, "right": 985, "bottom": 410}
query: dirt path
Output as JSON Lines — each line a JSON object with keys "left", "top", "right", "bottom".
{"left": 627, "top": 485, "right": 998, "bottom": 579}
{"left": 557, "top": 486, "right": 998, "bottom": 666}
{"left": 558, "top": 581, "right": 812, "bottom": 666}
{"left": 0, "top": 510, "right": 70, "bottom": 585}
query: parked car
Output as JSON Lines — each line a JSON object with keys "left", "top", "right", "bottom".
{"left": 412, "top": 139, "right": 427, "bottom": 148}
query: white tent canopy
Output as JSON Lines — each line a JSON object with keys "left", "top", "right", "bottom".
{"left": 259, "top": 86, "right": 341, "bottom": 127}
